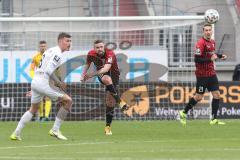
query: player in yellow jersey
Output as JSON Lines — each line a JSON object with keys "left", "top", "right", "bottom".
{"left": 30, "top": 40, "right": 52, "bottom": 121}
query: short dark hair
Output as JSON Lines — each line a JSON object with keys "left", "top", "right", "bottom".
{"left": 39, "top": 40, "right": 46, "bottom": 44}
{"left": 58, "top": 32, "right": 71, "bottom": 41}
{"left": 203, "top": 23, "right": 212, "bottom": 30}
{"left": 94, "top": 40, "right": 104, "bottom": 45}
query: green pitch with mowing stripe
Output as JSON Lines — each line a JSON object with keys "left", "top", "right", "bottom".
{"left": 0, "top": 120, "right": 240, "bottom": 160}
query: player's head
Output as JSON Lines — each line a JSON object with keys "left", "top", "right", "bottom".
{"left": 58, "top": 32, "right": 72, "bottom": 52}
{"left": 39, "top": 40, "right": 47, "bottom": 54}
{"left": 94, "top": 40, "right": 105, "bottom": 57}
{"left": 202, "top": 23, "right": 213, "bottom": 40}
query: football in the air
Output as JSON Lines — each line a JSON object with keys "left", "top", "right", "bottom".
{"left": 204, "top": 9, "right": 219, "bottom": 24}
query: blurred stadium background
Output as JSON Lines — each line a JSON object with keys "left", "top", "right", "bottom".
{"left": 0, "top": 0, "right": 239, "bottom": 121}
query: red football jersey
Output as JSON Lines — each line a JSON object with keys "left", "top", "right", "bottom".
{"left": 87, "top": 49, "right": 120, "bottom": 77}
{"left": 194, "top": 37, "right": 216, "bottom": 77}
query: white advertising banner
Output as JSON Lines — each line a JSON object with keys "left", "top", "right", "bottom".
{"left": 0, "top": 49, "right": 168, "bottom": 83}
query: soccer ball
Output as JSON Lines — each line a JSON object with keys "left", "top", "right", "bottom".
{"left": 204, "top": 9, "right": 219, "bottom": 24}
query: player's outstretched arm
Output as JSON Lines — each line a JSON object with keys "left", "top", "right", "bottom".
{"left": 80, "top": 63, "right": 90, "bottom": 82}
{"left": 210, "top": 54, "right": 218, "bottom": 61}
{"left": 217, "top": 54, "right": 227, "bottom": 60}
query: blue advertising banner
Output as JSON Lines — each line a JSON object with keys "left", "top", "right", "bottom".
{"left": 0, "top": 50, "right": 168, "bottom": 83}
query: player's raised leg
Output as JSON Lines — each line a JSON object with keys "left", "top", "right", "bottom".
{"left": 101, "top": 75, "right": 129, "bottom": 111}
{"left": 81, "top": 40, "right": 129, "bottom": 112}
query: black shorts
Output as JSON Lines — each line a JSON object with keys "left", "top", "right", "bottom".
{"left": 97, "top": 71, "right": 119, "bottom": 89}
{"left": 196, "top": 75, "right": 219, "bottom": 94}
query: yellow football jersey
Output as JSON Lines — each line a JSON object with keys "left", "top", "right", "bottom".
{"left": 30, "top": 52, "right": 43, "bottom": 78}
{"left": 32, "top": 52, "right": 43, "bottom": 67}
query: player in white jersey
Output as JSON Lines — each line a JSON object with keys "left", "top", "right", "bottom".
{"left": 10, "top": 32, "right": 72, "bottom": 141}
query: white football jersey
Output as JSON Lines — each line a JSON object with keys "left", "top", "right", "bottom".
{"left": 35, "top": 46, "right": 62, "bottom": 78}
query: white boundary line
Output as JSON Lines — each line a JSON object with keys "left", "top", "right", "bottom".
{"left": 0, "top": 157, "right": 74, "bottom": 160}
{"left": 1, "top": 138, "right": 240, "bottom": 150}
{"left": 0, "top": 156, "right": 239, "bottom": 160}
{"left": 0, "top": 141, "right": 114, "bottom": 150}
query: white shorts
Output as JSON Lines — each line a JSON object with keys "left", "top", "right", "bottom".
{"left": 31, "top": 75, "right": 64, "bottom": 104}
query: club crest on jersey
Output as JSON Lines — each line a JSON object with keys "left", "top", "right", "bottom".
{"left": 195, "top": 48, "right": 201, "bottom": 55}
{"left": 107, "top": 57, "right": 113, "bottom": 63}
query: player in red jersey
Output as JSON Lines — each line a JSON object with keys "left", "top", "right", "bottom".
{"left": 179, "top": 23, "right": 227, "bottom": 125}
{"left": 81, "top": 40, "right": 129, "bottom": 135}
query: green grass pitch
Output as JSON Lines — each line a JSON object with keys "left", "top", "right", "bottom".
{"left": 1, "top": 120, "right": 240, "bottom": 160}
